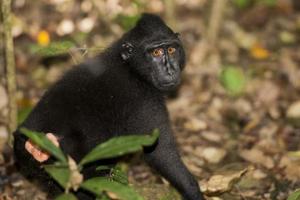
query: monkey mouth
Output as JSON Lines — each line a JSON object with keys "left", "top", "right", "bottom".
{"left": 161, "top": 81, "right": 176, "bottom": 87}
{"left": 158, "top": 78, "right": 180, "bottom": 91}
{"left": 161, "top": 74, "right": 180, "bottom": 86}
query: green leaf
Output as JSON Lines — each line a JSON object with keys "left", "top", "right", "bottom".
{"left": 18, "top": 106, "right": 32, "bottom": 125}
{"left": 110, "top": 167, "right": 128, "bottom": 185}
{"left": 55, "top": 193, "right": 78, "bottom": 200}
{"left": 288, "top": 189, "right": 300, "bottom": 200}
{"left": 96, "top": 165, "right": 112, "bottom": 171}
{"left": 96, "top": 165, "right": 128, "bottom": 185}
{"left": 29, "top": 41, "right": 75, "bottom": 57}
{"left": 220, "top": 66, "right": 246, "bottom": 96}
{"left": 79, "top": 129, "right": 159, "bottom": 166}
{"left": 96, "top": 195, "right": 110, "bottom": 200}
{"left": 20, "top": 128, "right": 67, "bottom": 163}
{"left": 233, "top": 0, "right": 252, "bottom": 8}
{"left": 44, "top": 164, "right": 70, "bottom": 189}
{"left": 81, "top": 177, "right": 143, "bottom": 200}
{"left": 257, "top": 0, "right": 277, "bottom": 6}
{"left": 116, "top": 14, "right": 141, "bottom": 31}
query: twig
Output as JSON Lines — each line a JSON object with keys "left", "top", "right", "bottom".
{"left": 164, "top": 0, "right": 177, "bottom": 30}
{"left": 0, "top": 16, "right": 4, "bottom": 77}
{"left": 195, "top": 0, "right": 227, "bottom": 65}
{"left": 207, "top": 0, "right": 227, "bottom": 45}
{"left": 1, "top": 0, "right": 17, "bottom": 146}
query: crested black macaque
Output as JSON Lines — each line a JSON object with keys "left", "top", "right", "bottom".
{"left": 14, "top": 14, "right": 205, "bottom": 200}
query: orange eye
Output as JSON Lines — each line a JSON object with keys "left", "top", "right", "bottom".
{"left": 168, "top": 47, "right": 176, "bottom": 54}
{"left": 152, "top": 48, "right": 163, "bottom": 57}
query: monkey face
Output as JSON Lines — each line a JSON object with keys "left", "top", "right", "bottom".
{"left": 120, "top": 14, "right": 186, "bottom": 92}
{"left": 146, "top": 39, "right": 185, "bottom": 91}
{"left": 130, "top": 38, "right": 185, "bottom": 92}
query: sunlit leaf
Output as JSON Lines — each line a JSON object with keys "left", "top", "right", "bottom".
{"left": 81, "top": 177, "right": 143, "bottom": 200}
{"left": 201, "top": 168, "right": 249, "bottom": 196}
{"left": 55, "top": 193, "right": 78, "bottom": 200}
{"left": 220, "top": 66, "right": 246, "bottom": 96}
{"left": 44, "top": 163, "right": 70, "bottom": 189}
{"left": 79, "top": 129, "right": 159, "bottom": 166}
{"left": 20, "top": 128, "right": 67, "bottom": 163}
{"left": 288, "top": 151, "right": 300, "bottom": 158}
{"left": 287, "top": 189, "right": 300, "bottom": 200}
{"left": 250, "top": 43, "right": 270, "bottom": 60}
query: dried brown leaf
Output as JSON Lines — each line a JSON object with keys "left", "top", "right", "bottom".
{"left": 201, "top": 168, "right": 248, "bottom": 196}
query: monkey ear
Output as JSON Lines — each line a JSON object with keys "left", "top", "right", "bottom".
{"left": 175, "top": 32, "right": 180, "bottom": 38}
{"left": 121, "top": 42, "right": 134, "bottom": 61}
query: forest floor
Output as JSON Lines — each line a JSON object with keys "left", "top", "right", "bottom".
{"left": 1, "top": 0, "right": 300, "bottom": 200}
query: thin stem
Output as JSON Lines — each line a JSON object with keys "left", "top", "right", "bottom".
{"left": 1, "top": 0, "right": 17, "bottom": 146}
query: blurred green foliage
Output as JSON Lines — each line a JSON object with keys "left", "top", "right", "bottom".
{"left": 18, "top": 106, "right": 32, "bottom": 125}
{"left": 287, "top": 189, "right": 300, "bottom": 200}
{"left": 55, "top": 193, "right": 78, "bottom": 200}
{"left": 233, "top": 0, "right": 252, "bottom": 8}
{"left": 259, "top": 0, "right": 277, "bottom": 6}
{"left": 220, "top": 66, "right": 246, "bottom": 96}
{"left": 233, "top": 0, "right": 277, "bottom": 8}
{"left": 116, "top": 14, "right": 141, "bottom": 31}
{"left": 30, "top": 41, "right": 75, "bottom": 57}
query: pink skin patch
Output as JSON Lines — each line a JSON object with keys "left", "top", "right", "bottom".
{"left": 25, "top": 133, "right": 59, "bottom": 163}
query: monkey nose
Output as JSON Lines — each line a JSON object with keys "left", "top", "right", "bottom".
{"left": 164, "top": 64, "right": 174, "bottom": 75}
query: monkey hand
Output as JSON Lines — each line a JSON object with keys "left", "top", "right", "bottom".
{"left": 25, "top": 133, "right": 59, "bottom": 163}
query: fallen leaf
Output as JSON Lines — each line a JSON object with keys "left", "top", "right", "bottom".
{"left": 57, "top": 19, "right": 75, "bottom": 36}
{"left": 201, "top": 168, "right": 248, "bottom": 196}
{"left": 279, "top": 155, "right": 300, "bottom": 181}
{"left": 37, "top": 30, "right": 50, "bottom": 46}
{"left": 201, "top": 147, "right": 227, "bottom": 164}
{"left": 240, "top": 148, "right": 274, "bottom": 169}
{"left": 287, "top": 101, "right": 300, "bottom": 119}
{"left": 279, "top": 31, "right": 296, "bottom": 44}
{"left": 77, "top": 17, "right": 95, "bottom": 33}
{"left": 250, "top": 43, "right": 270, "bottom": 60}
{"left": 184, "top": 118, "right": 207, "bottom": 132}
{"left": 288, "top": 151, "right": 300, "bottom": 158}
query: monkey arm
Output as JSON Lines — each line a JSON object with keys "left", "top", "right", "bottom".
{"left": 143, "top": 125, "right": 205, "bottom": 200}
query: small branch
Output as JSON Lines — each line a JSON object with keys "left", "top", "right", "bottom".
{"left": 1, "top": 0, "right": 17, "bottom": 146}
{"left": 164, "top": 0, "right": 177, "bottom": 30}
{"left": 207, "top": 0, "right": 227, "bottom": 45}
{"left": 194, "top": 0, "right": 227, "bottom": 65}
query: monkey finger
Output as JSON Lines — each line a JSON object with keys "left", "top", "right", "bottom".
{"left": 45, "top": 133, "right": 59, "bottom": 147}
{"left": 32, "top": 151, "right": 50, "bottom": 162}
{"left": 25, "top": 133, "right": 59, "bottom": 162}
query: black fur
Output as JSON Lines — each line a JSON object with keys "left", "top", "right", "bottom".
{"left": 14, "top": 13, "right": 205, "bottom": 200}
